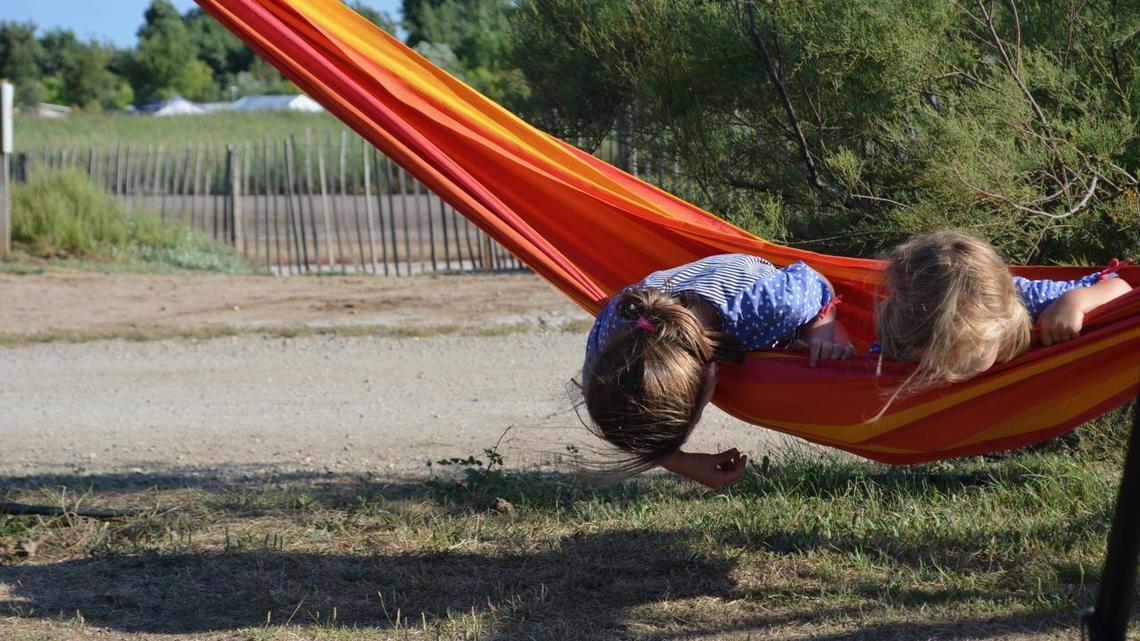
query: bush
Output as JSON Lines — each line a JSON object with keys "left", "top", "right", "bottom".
{"left": 11, "top": 170, "right": 252, "bottom": 273}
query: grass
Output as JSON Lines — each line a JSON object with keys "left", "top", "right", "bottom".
{"left": 13, "top": 111, "right": 350, "bottom": 151}
{"left": 9, "top": 170, "right": 254, "bottom": 274}
{"left": 0, "top": 318, "right": 591, "bottom": 348}
{"left": 0, "top": 445, "right": 1126, "bottom": 640}
{"left": 0, "top": 262, "right": 44, "bottom": 275}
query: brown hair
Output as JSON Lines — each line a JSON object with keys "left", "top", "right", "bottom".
{"left": 876, "top": 231, "right": 1031, "bottom": 398}
{"left": 582, "top": 287, "right": 743, "bottom": 475}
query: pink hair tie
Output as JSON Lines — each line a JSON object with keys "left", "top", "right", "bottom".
{"left": 1097, "top": 257, "right": 1133, "bottom": 282}
{"left": 635, "top": 316, "right": 657, "bottom": 332}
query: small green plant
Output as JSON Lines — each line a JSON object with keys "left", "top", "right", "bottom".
{"left": 427, "top": 428, "right": 511, "bottom": 499}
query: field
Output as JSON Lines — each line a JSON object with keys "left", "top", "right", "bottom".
{"left": 0, "top": 266, "right": 1132, "bottom": 641}
{"left": 13, "top": 111, "right": 353, "bottom": 151}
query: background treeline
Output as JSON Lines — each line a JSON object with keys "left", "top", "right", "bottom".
{"left": 3, "top": 0, "right": 1139, "bottom": 264}
{"left": 0, "top": 0, "right": 397, "bottom": 110}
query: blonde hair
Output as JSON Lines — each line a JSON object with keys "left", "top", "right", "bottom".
{"left": 582, "top": 288, "right": 743, "bottom": 475}
{"left": 876, "top": 231, "right": 1031, "bottom": 397}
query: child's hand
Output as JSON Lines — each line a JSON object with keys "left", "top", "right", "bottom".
{"left": 1037, "top": 295, "right": 1085, "bottom": 346}
{"left": 1038, "top": 278, "right": 1132, "bottom": 346}
{"left": 792, "top": 320, "right": 855, "bottom": 366}
{"left": 790, "top": 337, "right": 856, "bottom": 367}
{"left": 661, "top": 448, "right": 748, "bottom": 489}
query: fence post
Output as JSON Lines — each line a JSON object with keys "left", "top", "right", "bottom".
{"left": 227, "top": 145, "right": 243, "bottom": 248}
{"left": 480, "top": 233, "right": 493, "bottom": 271}
{"left": 0, "top": 81, "right": 13, "bottom": 260}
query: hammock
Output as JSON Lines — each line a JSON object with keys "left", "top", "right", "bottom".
{"left": 197, "top": 0, "right": 1140, "bottom": 464}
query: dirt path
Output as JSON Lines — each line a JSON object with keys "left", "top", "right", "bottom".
{"left": 0, "top": 269, "right": 585, "bottom": 335}
{"left": 0, "top": 269, "right": 794, "bottom": 481}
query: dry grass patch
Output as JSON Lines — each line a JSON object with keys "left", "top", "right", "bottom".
{"left": 0, "top": 319, "right": 591, "bottom": 349}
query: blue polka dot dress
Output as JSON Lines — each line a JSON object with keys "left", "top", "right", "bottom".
{"left": 583, "top": 254, "right": 833, "bottom": 374}
{"left": 1014, "top": 272, "right": 1111, "bottom": 320}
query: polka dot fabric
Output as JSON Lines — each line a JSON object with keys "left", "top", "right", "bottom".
{"left": 1014, "top": 272, "right": 1111, "bottom": 320}
{"left": 583, "top": 254, "right": 832, "bottom": 375}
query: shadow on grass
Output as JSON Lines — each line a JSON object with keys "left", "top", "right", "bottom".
{"left": 0, "top": 528, "right": 735, "bottom": 637}
{"left": 0, "top": 546, "right": 1084, "bottom": 639}
{"left": 0, "top": 462, "right": 1113, "bottom": 639}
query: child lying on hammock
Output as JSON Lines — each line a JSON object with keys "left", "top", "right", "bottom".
{"left": 875, "top": 230, "right": 1132, "bottom": 396}
{"left": 580, "top": 254, "right": 853, "bottom": 489}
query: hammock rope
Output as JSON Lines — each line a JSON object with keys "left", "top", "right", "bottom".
{"left": 196, "top": 0, "right": 1140, "bottom": 464}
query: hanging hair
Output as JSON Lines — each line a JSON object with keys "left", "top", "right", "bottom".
{"left": 875, "top": 231, "right": 1032, "bottom": 402}
{"left": 581, "top": 287, "right": 743, "bottom": 476}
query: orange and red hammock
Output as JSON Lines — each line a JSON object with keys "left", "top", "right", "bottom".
{"left": 198, "top": 0, "right": 1140, "bottom": 464}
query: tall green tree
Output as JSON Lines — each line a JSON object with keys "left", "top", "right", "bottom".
{"left": 62, "top": 42, "right": 134, "bottom": 111}
{"left": 39, "top": 29, "right": 83, "bottom": 77}
{"left": 0, "top": 22, "right": 46, "bottom": 106}
{"left": 185, "top": 8, "right": 252, "bottom": 83}
{"left": 401, "top": 0, "right": 444, "bottom": 46}
{"left": 406, "top": 0, "right": 528, "bottom": 105}
{"left": 129, "top": 0, "right": 215, "bottom": 104}
{"left": 510, "top": 0, "right": 1140, "bottom": 264}
{"left": 38, "top": 29, "right": 133, "bottom": 111}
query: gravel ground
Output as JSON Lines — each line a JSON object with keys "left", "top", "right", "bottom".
{"left": 0, "top": 270, "right": 793, "bottom": 482}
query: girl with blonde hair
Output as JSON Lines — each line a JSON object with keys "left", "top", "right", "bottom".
{"left": 876, "top": 230, "right": 1132, "bottom": 394}
{"left": 581, "top": 254, "right": 853, "bottom": 488}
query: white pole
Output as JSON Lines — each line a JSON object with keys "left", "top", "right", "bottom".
{"left": 0, "top": 81, "right": 13, "bottom": 260}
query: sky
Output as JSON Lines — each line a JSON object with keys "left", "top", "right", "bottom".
{"left": 1, "top": 0, "right": 403, "bottom": 48}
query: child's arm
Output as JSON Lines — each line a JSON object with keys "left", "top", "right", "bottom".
{"left": 738, "top": 262, "right": 852, "bottom": 360}
{"left": 1037, "top": 278, "right": 1132, "bottom": 345}
{"left": 661, "top": 448, "right": 747, "bottom": 489}
{"left": 791, "top": 276, "right": 854, "bottom": 366}
{"left": 797, "top": 311, "right": 854, "bottom": 366}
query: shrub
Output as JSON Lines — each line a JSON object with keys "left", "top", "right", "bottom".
{"left": 11, "top": 169, "right": 251, "bottom": 273}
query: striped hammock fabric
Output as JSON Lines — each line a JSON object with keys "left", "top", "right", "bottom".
{"left": 197, "top": 0, "right": 1140, "bottom": 463}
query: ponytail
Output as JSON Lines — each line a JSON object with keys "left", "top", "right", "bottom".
{"left": 582, "top": 287, "right": 738, "bottom": 474}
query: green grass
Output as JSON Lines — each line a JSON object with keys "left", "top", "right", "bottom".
{"left": 0, "top": 447, "right": 1124, "bottom": 640}
{"left": 13, "top": 111, "right": 351, "bottom": 151}
{"left": 0, "top": 318, "right": 589, "bottom": 348}
{"left": 0, "top": 261, "right": 44, "bottom": 275}
{"left": 10, "top": 170, "right": 253, "bottom": 274}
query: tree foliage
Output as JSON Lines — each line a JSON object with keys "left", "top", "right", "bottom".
{"left": 404, "top": 0, "right": 529, "bottom": 105}
{"left": 0, "top": 22, "right": 46, "bottom": 106}
{"left": 510, "top": 0, "right": 1140, "bottom": 264}
{"left": 128, "top": 0, "right": 217, "bottom": 104}
{"left": 185, "top": 8, "right": 254, "bottom": 84}
{"left": 0, "top": 1, "right": 401, "bottom": 111}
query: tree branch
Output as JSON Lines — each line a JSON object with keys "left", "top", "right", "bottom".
{"left": 954, "top": 166, "right": 1099, "bottom": 220}
{"left": 726, "top": 176, "right": 771, "bottom": 192}
{"left": 977, "top": 0, "right": 1050, "bottom": 128}
{"left": 848, "top": 193, "right": 911, "bottom": 209}
{"left": 743, "top": 2, "right": 822, "bottom": 191}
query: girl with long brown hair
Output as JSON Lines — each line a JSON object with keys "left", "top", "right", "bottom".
{"left": 580, "top": 254, "right": 853, "bottom": 488}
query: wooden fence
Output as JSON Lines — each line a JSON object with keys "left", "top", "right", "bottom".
{"left": 13, "top": 131, "right": 528, "bottom": 275}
